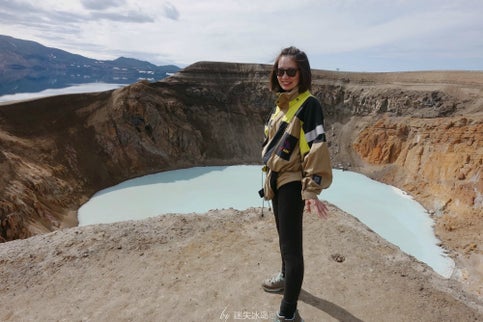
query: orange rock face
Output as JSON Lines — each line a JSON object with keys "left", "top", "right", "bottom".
{"left": 353, "top": 116, "right": 482, "bottom": 254}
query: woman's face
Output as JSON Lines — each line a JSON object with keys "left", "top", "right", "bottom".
{"left": 277, "top": 55, "right": 300, "bottom": 92}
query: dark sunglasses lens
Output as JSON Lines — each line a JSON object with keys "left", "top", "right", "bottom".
{"left": 286, "top": 68, "right": 297, "bottom": 77}
{"left": 277, "top": 68, "right": 297, "bottom": 77}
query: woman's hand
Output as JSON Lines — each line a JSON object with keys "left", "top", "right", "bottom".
{"left": 305, "top": 198, "right": 329, "bottom": 219}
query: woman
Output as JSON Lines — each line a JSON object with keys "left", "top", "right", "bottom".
{"left": 261, "top": 46, "right": 333, "bottom": 322}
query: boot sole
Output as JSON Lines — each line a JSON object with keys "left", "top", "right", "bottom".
{"left": 262, "top": 286, "right": 284, "bottom": 293}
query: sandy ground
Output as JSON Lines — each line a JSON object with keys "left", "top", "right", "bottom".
{"left": 0, "top": 205, "right": 482, "bottom": 322}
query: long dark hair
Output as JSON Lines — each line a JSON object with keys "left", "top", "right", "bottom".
{"left": 269, "top": 46, "right": 312, "bottom": 93}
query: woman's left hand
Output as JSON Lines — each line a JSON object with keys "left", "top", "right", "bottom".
{"left": 305, "top": 198, "right": 329, "bottom": 219}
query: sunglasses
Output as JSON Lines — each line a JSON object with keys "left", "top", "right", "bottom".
{"left": 276, "top": 68, "right": 298, "bottom": 77}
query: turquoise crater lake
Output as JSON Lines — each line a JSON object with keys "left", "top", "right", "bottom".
{"left": 78, "top": 165, "right": 455, "bottom": 278}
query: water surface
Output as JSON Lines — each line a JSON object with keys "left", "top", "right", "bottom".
{"left": 0, "top": 83, "right": 125, "bottom": 103}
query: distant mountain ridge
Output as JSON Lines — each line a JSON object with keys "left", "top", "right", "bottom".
{"left": 0, "top": 34, "right": 180, "bottom": 95}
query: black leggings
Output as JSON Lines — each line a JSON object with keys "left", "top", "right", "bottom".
{"left": 272, "top": 181, "right": 304, "bottom": 317}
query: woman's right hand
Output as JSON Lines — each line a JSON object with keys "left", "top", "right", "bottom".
{"left": 305, "top": 198, "right": 329, "bottom": 219}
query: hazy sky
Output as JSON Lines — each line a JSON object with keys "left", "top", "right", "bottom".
{"left": 1, "top": 0, "right": 482, "bottom": 71}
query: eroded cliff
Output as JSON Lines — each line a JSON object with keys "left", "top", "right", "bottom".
{"left": 309, "top": 70, "right": 482, "bottom": 259}
{"left": 0, "top": 63, "right": 481, "bottom": 283}
{"left": 0, "top": 62, "right": 271, "bottom": 240}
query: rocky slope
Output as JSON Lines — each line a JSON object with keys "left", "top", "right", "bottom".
{"left": 312, "top": 71, "right": 482, "bottom": 246}
{"left": 0, "top": 62, "right": 271, "bottom": 240}
{"left": 1, "top": 207, "right": 481, "bottom": 321}
{"left": 0, "top": 62, "right": 481, "bottom": 294}
{"left": 309, "top": 70, "right": 483, "bottom": 294}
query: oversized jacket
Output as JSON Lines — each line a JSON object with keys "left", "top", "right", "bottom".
{"left": 261, "top": 90, "right": 332, "bottom": 200}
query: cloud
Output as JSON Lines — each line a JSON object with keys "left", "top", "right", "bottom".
{"left": 0, "top": 1, "right": 86, "bottom": 40}
{"left": 81, "top": 0, "right": 126, "bottom": 11}
{"left": 163, "top": 2, "right": 179, "bottom": 21}
{"left": 90, "top": 11, "right": 154, "bottom": 23}
{"left": 81, "top": 0, "right": 155, "bottom": 23}
{"left": 0, "top": 0, "right": 482, "bottom": 71}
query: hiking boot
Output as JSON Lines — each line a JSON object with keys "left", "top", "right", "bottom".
{"left": 274, "top": 310, "right": 304, "bottom": 322}
{"left": 262, "top": 272, "right": 285, "bottom": 293}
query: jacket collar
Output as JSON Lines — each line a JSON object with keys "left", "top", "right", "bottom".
{"left": 276, "top": 87, "right": 300, "bottom": 110}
